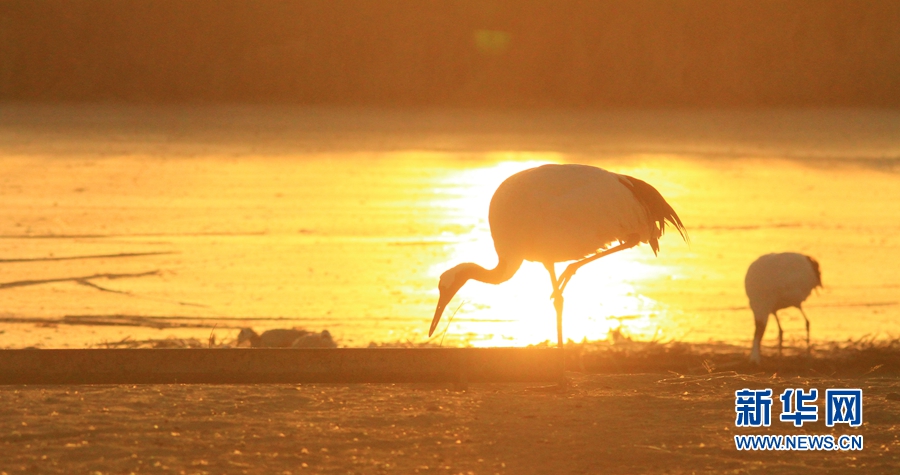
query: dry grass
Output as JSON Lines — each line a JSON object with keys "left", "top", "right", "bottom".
{"left": 88, "top": 329, "right": 900, "bottom": 380}
{"left": 573, "top": 332, "right": 900, "bottom": 377}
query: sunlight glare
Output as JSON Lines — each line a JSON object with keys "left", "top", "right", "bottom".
{"left": 428, "top": 156, "right": 672, "bottom": 347}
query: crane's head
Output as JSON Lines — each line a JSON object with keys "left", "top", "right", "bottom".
{"left": 806, "top": 255, "right": 823, "bottom": 288}
{"left": 236, "top": 328, "right": 261, "bottom": 347}
{"left": 430, "top": 264, "right": 472, "bottom": 337}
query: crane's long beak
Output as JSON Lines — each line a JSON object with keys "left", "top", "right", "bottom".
{"left": 429, "top": 289, "right": 453, "bottom": 337}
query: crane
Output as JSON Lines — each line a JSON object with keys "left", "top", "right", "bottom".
{"left": 429, "top": 164, "right": 687, "bottom": 379}
{"left": 745, "top": 252, "right": 822, "bottom": 363}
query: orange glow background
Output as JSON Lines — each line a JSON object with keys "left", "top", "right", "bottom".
{"left": 1, "top": 107, "right": 899, "bottom": 348}
{"left": 0, "top": 3, "right": 898, "bottom": 349}
{"left": 2, "top": 1, "right": 899, "bottom": 108}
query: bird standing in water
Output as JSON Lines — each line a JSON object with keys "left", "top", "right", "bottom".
{"left": 430, "top": 164, "right": 687, "bottom": 375}
{"left": 745, "top": 252, "right": 822, "bottom": 363}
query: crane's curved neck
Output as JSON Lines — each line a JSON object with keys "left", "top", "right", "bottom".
{"left": 458, "top": 256, "right": 522, "bottom": 286}
{"left": 432, "top": 255, "right": 522, "bottom": 337}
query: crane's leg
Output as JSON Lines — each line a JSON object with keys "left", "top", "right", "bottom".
{"left": 557, "top": 240, "right": 639, "bottom": 295}
{"left": 772, "top": 312, "right": 784, "bottom": 356}
{"left": 545, "top": 262, "right": 560, "bottom": 299}
{"left": 543, "top": 263, "right": 566, "bottom": 349}
{"left": 750, "top": 315, "right": 767, "bottom": 364}
{"left": 554, "top": 295, "right": 565, "bottom": 348}
{"left": 536, "top": 263, "right": 566, "bottom": 390}
{"left": 798, "top": 306, "right": 811, "bottom": 353}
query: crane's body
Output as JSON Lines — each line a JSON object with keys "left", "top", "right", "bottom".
{"left": 488, "top": 165, "right": 668, "bottom": 264}
{"left": 430, "top": 164, "right": 687, "bottom": 378}
{"left": 745, "top": 252, "right": 822, "bottom": 363}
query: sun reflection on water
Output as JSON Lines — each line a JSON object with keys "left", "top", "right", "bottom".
{"left": 427, "top": 157, "right": 674, "bottom": 347}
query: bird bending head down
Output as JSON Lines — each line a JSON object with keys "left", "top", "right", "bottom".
{"left": 431, "top": 265, "right": 469, "bottom": 337}
{"left": 428, "top": 163, "right": 687, "bottom": 341}
{"left": 430, "top": 259, "right": 519, "bottom": 337}
{"left": 745, "top": 252, "right": 822, "bottom": 363}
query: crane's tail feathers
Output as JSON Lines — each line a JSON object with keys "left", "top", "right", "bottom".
{"left": 619, "top": 175, "right": 689, "bottom": 254}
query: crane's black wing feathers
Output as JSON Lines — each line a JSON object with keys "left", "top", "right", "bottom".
{"left": 619, "top": 175, "right": 688, "bottom": 254}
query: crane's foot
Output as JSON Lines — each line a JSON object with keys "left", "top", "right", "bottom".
{"left": 452, "top": 380, "right": 468, "bottom": 392}
{"left": 749, "top": 347, "right": 762, "bottom": 365}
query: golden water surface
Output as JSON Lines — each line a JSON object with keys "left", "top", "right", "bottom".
{"left": 1, "top": 106, "right": 898, "bottom": 350}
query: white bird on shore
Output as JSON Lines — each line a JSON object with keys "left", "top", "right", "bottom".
{"left": 237, "top": 328, "right": 307, "bottom": 348}
{"left": 430, "top": 164, "right": 687, "bottom": 369}
{"left": 291, "top": 330, "right": 337, "bottom": 348}
{"left": 745, "top": 252, "right": 822, "bottom": 363}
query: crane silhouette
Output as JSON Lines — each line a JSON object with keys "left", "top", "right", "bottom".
{"left": 745, "top": 252, "right": 822, "bottom": 363}
{"left": 429, "top": 164, "right": 687, "bottom": 376}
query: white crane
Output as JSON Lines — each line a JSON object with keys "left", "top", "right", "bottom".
{"left": 429, "top": 164, "right": 687, "bottom": 371}
{"left": 745, "top": 252, "right": 822, "bottom": 363}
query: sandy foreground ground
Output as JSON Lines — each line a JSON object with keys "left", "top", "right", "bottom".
{"left": 0, "top": 372, "right": 897, "bottom": 475}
